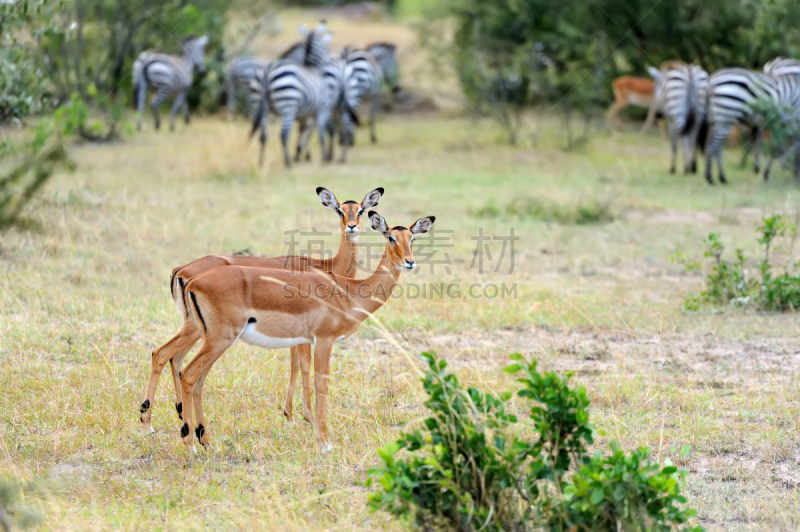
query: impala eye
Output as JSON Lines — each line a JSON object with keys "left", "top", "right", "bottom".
{"left": 337, "top": 209, "right": 344, "bottom": 217}
{"left": 388, "top": 235, "right": 396, "bottom": 244}
{"left": 357, "top": 208, "right": 364, "bottom": 217}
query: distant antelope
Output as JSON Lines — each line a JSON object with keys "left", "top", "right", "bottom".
{"left": 139, "top": 187, "right": 384, "bottom": 433}
{"left": 606, "top": 75, "right": 664, "bottom": 136}
{"left": 133, "top": 35, "right": 208, "bottom": 131}
{"left": 176, "top": 211, "right": 435, "bottom": 453}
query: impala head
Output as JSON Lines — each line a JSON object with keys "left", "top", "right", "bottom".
{"left": 317, "top": 187, "right": 384, "bottom": 241}
{"left": 369, "top": 211, "right": 435, "bottom": 271}
{"left": 182, "top": 35, "right": 209, "bottom": 76}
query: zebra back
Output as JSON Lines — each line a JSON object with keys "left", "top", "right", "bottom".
{"left": 764, "top": 57, "right": 800, "bottom": 79}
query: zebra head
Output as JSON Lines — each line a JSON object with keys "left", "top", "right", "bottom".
{"left": 299, "top": 21, "right": 332, "bottom": 68}
{"left": 366, "top": 42, "right": 400, "bottom": 93}
{"left": 182, "top": 35, "right": 209, "bottom": 76}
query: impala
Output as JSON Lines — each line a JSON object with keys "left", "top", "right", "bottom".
{"left": 606, "top": 75, "right": 665, "bottom": 136}
{"left": 139, "top": 186, "right": 384, "bottom": 432}
{"left": 177, "top": 211, "right": 435, "bottom": 453}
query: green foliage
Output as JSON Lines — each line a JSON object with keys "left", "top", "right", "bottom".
{"left": 750, "top": 97, "right": 800, "bottom": 179}
{"left": 0, "top": 122, "right": 74, "bottom": 228}
{"left": 476, "top": 197, "right": 614, "bottom": 225}
{"left": 367, "top": 352, "right": 702, "bottom": 531}
{"left": 366, "top": 352, "right": 525, "bottom": 530}
{"left": 678, "top": 215, "right": 800, "bottom": 312}
{"left": 558, "top": 444, "right": 699, "bottom": 531}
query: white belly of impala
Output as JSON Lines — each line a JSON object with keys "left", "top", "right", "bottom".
{"left": 239, "top": 322, "right": 311, "bottom": 349}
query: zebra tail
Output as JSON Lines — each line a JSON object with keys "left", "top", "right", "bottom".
{"left": 696, "top": 117, "right": 708, "bottom": 154}
{"left": 681, "top": 71, "right": 696, "bottom": 137}
{"left": 344, "top": 99, "right": 360, "bottom": 128}
{"left": 249, "top": 97, "right": 266, "bottom": 139}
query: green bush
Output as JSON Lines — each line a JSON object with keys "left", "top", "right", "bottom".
{"left": 367, "top": 353, "right": 701, "bottom": 531}
{"left": 676, "top": 215, "right": 800, "bottom": 312}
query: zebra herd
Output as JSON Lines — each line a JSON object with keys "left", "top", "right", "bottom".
{"left": 647, "top": 57, "right": 800, "bottom": 184}
{"left": 132, "top": 22, "right": 400, "bottom": 168}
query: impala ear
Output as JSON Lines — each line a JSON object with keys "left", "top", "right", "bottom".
{"left": 410, "top": 216, "right": 435, "bottom": 235}
{"left": 360, "top": 187, "right": 384, "bottom": 210}
{"left": 646, "top": 66, "right": 663, "bottom": 83}
{"left": 317, "top": 187, "right": 340, "bottom": 211}
{"left": 369, "top": 211, "right": 390, "bottom": 235}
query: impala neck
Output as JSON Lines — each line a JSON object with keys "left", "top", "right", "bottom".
{"left": 352, "top": 250, "right": 401, "bottom": 317}
{"left": 328, "top": 232, "right": 359, "bottom": 277}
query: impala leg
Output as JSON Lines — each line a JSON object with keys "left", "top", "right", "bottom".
{"left": 167, "top": 321, "right": 202, "bottom": 422}
{"left": 179, "top": 335, "right": 235, "bottom": 453}
{"left": 140, "top": 320, "right": 201, "bottom": 431}
{"left": 283, "top": 345, "right": 301, "bottom": 423}
{"left": 312, "top": 338, "right": 334, "bottom": 452}
{"left": 299, "top": 343, "right": 313, "bottom": 424}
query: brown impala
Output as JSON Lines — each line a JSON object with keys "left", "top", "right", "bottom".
{"left": 177, "top": 211, "right": 434, "bottom": 453}
{"left": 139, "top": 187, "right": 384, "bottom": 433}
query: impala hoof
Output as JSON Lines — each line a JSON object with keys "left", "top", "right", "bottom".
{"left": 319, "top": 441, "right": 333, "bottom": 453}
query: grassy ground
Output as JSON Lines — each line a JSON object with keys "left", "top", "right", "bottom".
{"left": 3, "top": 8, "right": 800, "bottom": 532}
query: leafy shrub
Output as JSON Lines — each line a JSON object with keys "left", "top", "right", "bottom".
{"left": 476, "top": 197, "right": 614, "bottom": 224}
{"left": 676, "top": 215, "right": 800, "bottom": 311}
{"left": 0, "top": 124, "right": 73, "bottom": 228}
{"left": 367, "top": 352, "right": 701, "bottom": 531}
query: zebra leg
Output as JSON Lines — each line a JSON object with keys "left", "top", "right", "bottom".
{"left": 369, "top": 96, "right": 378, "bottom": 144}
{"left": 317, "top": 112, "right": 331, "bottom": 163}
{"left": 136, "top": 81, "right": 147, "bottom": 132}
{"left": 751, "top": 128, "right": 764, "bottom": 174}
{"left": 682, "top": 133, "right": 695, "bottom": 174}
{"left": 183, "top": 99, "right": 190, "bottom": 125}
{"left": 280, "top": 115, "right": 293, "bottom": 168}
{"left": 705, "top": 124, "right": 727, "bottom": 185}
{"left": 295, "top": 119, "right": 313, "bottom": 163}
{"left": 334, "top": 115, "right": 346, "bottom": 163}
{"left": 226, "top": 76, "right": 236, "bottom": 121}
{"left": 169, "top": 91, "right": 187, "bottom": 131}
{"left": 669, "top": 127, "right": 678, "bottom": 174}
{"left": 151, "top": 88, "right": 169, "bottom": 131}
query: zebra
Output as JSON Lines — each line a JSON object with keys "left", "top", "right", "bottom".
{"left": 341, "top": 46, "right": 384, "bottom": 145}
{"left": 704, "top": 66, "right": 800, "bottom": 184}
{"left": 365, "top": 42, "right": 401, "bottom": 97}
{"left": 647, "top": 62, "right": 708, "bottom": 174}
{"left": 223, "top": 56, "right": 272, "bottom": 120}
{"left": 133, "top": 35, "right": 208, "bottom": 132}
{"left": 293, "top": 54, "right": 361, "bottom": 164}
{"left": 249, "top": 23, "right": 337, "bottom": 167}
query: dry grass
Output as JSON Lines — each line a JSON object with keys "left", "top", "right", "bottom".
{"left": 2, "top": 7, "right": 800, "bottom": 532}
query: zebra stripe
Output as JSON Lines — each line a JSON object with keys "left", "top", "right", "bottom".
{"left": 343, "top": 48, "right": 384, "bottom": 144}
{"left": 249, "top": 23, "right": 336, "bottom": 167}
{"left": 133, "top": 35, "right": 208, "bottom": 132}
{"left": 224, "top": 56, "right": 272, "bottom": 119}
{"left": 649, "top": 63, "right": 708, "bottom": 174}
{"left": 705, "top": 65, "right": 800, "bottom": 183}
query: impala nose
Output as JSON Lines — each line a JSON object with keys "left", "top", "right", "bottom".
{"left": 404, "top": 259, "right": 415, "bottom": 269}
{"left": 346, "top": 222, "right": 357, "bottom": 233}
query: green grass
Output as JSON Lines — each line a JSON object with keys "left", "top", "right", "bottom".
{"left": 3, "top": 24, "right": 800, "bottom": 528}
